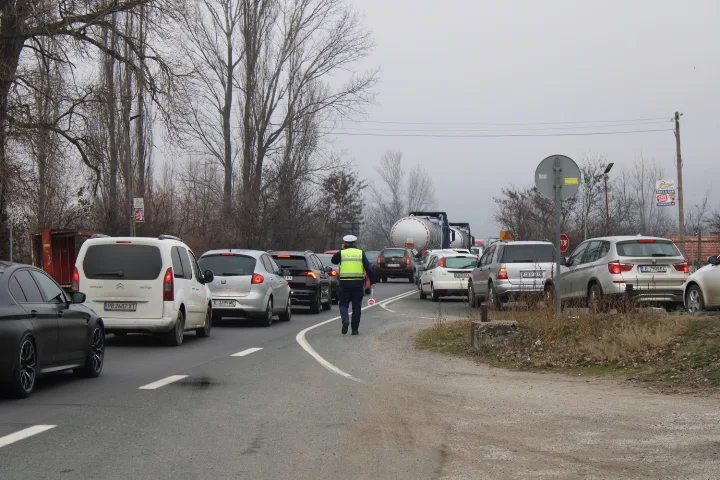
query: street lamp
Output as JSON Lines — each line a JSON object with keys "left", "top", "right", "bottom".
{"left": 604, "top": 163, "right": 614, "bottom": 235}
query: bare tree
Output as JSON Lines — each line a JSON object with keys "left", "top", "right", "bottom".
{"left": 576, "top": 155, "right": 607, "bottom": 240}
{"left": 407, "top": 165, "right": 436, "bottom": 212}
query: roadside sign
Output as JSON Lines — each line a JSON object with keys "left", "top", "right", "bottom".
{"left": 133, "top": 197, "right": 145, "bottom": 223}
{"left": 655, "top": 180, "right": 676, "bottom": 207}
{"left": 499, "top": 230, "right": 514, "bottom": 241}
{"left": 560, "top": 233, "right": 570, "bottom": 253}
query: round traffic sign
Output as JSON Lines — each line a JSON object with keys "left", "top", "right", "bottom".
{"left": 534, "top": 155, "right": 581, "bottom": 201}
{"left": 367, "top": 298, "right": 376, "bottom": 306}
{"left": 560, "top": 233, "right": 570, "bottom": 253}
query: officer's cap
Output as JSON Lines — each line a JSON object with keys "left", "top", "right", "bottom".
{"left": 343, "top": 234, "right": 358, "bottom": 243}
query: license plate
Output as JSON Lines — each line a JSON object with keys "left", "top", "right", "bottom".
{"left": 521, "top": 271, "right": 543, "bottom": 278}
{"left": 388, "top": 263, "right": 400, "bottom": 267}
{"left": 639, "top": 265, "right": 667, "bottom": 273}
{"left": 104, "top": 302, "right": 137, "bottom": 312}
{"left": 454, "top": 272, "right": 469, "bottom": 278}
{"left": 284, "top": 276, "right": 293, "bottom": 281}
{"left": 214, "top": 299, "right": 236, "bottom": 307}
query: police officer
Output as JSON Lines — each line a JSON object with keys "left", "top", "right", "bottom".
{"left": 331, "top": 235, "right": 377, "bottom": 335}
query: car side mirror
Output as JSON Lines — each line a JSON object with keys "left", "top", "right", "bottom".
{"left": 203, "top": 270, "right": 214, "bottom": 283}
{"left": 71, "top": 292, "right": 86, "bottom": 304}
{"left": 708, "top": 255, "right": 719, "bottom": 266}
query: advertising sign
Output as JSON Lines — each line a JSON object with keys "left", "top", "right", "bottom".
{"left": 655, "top": 180, "right": 676, "bottom": 207}
{"left": 133, "top": 197, "right": 145, "bottom": 222}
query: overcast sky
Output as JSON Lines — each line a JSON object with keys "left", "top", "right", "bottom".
{"left": 331, "top": 0, "right": 720, "bottom": 239}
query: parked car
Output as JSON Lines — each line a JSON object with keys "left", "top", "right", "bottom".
{"left": 198, "top": 249, "right": 292, "bottom": 326}
{"left": 468, "top": 241, "right": 556, "bottom": 309}
{"left": 0, "top": 262, "right": 104, "bottom": 398}
{"left": 325, "top": 249, "right": 372, "bottom": 294}
{"left": 316, "top": 253, "right": 340, "bottom": 304}
{"left": 74, "top": 235, "right": 214, "bottom": 346}
{"left": 270, "top": 250, "right": 332, "bottom": 313}
{"left": 375, "top": 247, "right": 416, "bottom": 283}
{"left": 684, "top": 254, "right": 720, "bottom": 312}
{"left": 418, "top": 252, "right": 479, "bottom": 301}
{"left": 555, "top": 236, "right": 688, "bottom": 312}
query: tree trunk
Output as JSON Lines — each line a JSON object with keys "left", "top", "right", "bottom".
{"left": 121, "top": 15, "right": 134, "bottom": 236}
{"left": 135, "top": 5, "right": 146, "bottom": 202}
{"left": 105, "top": 23, "right": 120, "bottom": 234}
{"left": 222, "top": 28, "right": 234, "bottom": 222}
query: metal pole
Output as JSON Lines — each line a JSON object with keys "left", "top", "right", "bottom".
{"left": 554, "top": 157, "right": 562, "bottom": 315}
{"left": 675, "top": 111, "right": 685, "bottom": 256}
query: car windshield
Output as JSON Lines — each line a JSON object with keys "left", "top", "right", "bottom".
{"left": 616, "top": 240, "right": 681, "bottom": 257}
{"left": 501, "top": 244, "right": 555, "bottom": 263}
{"left": 382, "top": 249, "right": 405, "bottom": 258}
{"left": 272, "top": 255, "right": 308, "bottom": 269}
{"left": 198, "top": 254, "right": 256, "bottom": 276}
{"left": 83, "top": 244, "right": 163, "bottom": 280}
{"left": 445, "top": 257, "right": 478, "bottom": 269}
{"left": 316, "top": 254, "right": 336, "bottom": 266}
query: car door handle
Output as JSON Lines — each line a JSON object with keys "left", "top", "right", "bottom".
{"left": 30, "top": 310, "right": 38, "bottom": 318}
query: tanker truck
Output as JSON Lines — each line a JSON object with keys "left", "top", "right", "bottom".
{"left": 449, "top": 222, "right": 474, "bottom": 249}
{"left": 389, "top": 211, "right": 451, "bottom": 253}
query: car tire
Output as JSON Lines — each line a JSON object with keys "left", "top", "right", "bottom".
{"left": 196, "top": 306, "right": 212, "bottom": 337}
{"left": 279, "top": 297, "right": 292, "bottom": 321}
{"left": 167, "top": 311, "right": 185, "bottom": 347}
{"left": 310, "top": 294, "right": 321, "bottom": 314}
{"left": 488, "top": 283, "right": 502, "bottom": 310}
{"left": 587, "top": 283, "right": 607, "bottom": 314}
{"left": 431, "top": 284, "right": 440, "bottom": 302}
{"left": 685, "top": 285, "right": 705, "bottom": 313}
{"left": 9, "top": 335, "right": 37, "bottom": 399}
{"left": 420, "top": 287, "right": 427, "bottom": 300}
{"left": 380, "top": 276, "right": 387, "bottom": 283}
{"left": 74, "top": 325, "right": 105, "bottom": 378}
{"left": 322, "top": 292, "right": 332, "bottom": 311}
{"left": 469, "top": 282, "right": 477, "bottom": 308}
{"left": 259, "top": 298, "right": 274, "bottom": 327}
{"left": 408, "top": 275, "right": 415, "bottom": 283}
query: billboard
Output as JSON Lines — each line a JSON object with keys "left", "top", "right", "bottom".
{"left": 133, "top": 197, "right": 145, "bottom": 222}
{"left": 655, "top": 180, "right": 676, "bottom": 207}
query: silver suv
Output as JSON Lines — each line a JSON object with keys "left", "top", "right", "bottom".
{"left": 468, "top": 241, "right": 556, "bottom": 309}
{"left": 554, "top": 236, "right": 688, "bottom": 312}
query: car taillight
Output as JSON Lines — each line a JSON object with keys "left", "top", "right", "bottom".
{"left": 378, "top": 257, "right": 384, "bottom": 263}
{"left": 221, "top": 253, "right": 235, "bottom": 256}
{"left": 405, "top": 257, "right": 410, "bottom": 265}
{"left": 72, "top": 266, "right": 80, "bottom": 292}
{"left": 637, "top": 239, "right": 656, "bottom": 243}
{"left": 674, "top": 262, "right": 689, "bottom": 274}
{"left": 497, "top": 267, "right": 508, "bottom": 280}
{"left": 608, "top": 261, "right": 633, "bottom": 275}
{"left": 329, "top": 270, "right": 338, "bottom": 276}
{"left": 163, "top": 267, "right": 174, "bottom": 301}
{"left": 305, "top": 271, "right": 318, "bottom": 279}
{"left": 252, "top": 273, "right": 264, "bottom": 284}
{"left": 438, "top": 257, "right": 445, "bottom": 267}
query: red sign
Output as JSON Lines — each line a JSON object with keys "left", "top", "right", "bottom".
{"left": 560, "top": 234, "right": 570, "bottom": 253}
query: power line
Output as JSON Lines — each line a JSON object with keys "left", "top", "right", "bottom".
{"left": 324, "top": 128, "right": 674, "bottom": 138}
{"left": 333, "top": 120, "right": 670, "bottom": 133}
{"left": 340, "top": 117, "right": 672, "bottom": 126}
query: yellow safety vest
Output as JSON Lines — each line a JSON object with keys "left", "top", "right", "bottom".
{"left": 339, "top": 248, "right": 365, "bottom": 281}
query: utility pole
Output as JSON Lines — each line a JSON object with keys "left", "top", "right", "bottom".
{"left": 675, "top": 112, "right": 685, "bottom": 256}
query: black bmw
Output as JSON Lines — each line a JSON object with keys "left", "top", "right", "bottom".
{"left": 0, "top": 262, "right": 105, "bottom": 398}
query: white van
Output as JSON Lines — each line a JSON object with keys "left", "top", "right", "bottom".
{"left": 74, "top": 235, "right": 214, "bottom": 346}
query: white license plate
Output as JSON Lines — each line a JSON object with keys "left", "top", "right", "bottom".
{"left": 521, "top": 271, "right": 543, "bottom": 278}
{"left": 104, "top": 302, "right": 137, "bottom": 312}
{"left": 639, "top": 265, "right": 667, "bottom": 273}
{"left": 284, "top": 276, "right": 293, "bottom": 281}
{"left": 214, "top": 299, "right": 236, "bottom": 307}
{"left": 454, "top": 272, "right": 469, "bottom": 278}
{"left": 388, "top": 263, "right": 400, "bottom": 267}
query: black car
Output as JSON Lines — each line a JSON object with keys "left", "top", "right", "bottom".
{"left": 316, "top": 254, "right": 340, "bottom": 304}
{"left": 269, "top": 251, "right": 332, "bottom": 313}
{"left": 0, "top": 262, "right": 105, "bottom": 398}
{"left": 374, "top": 247, "right": 417, "bottom": 283}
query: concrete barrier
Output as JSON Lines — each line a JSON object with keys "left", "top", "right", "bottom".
{"left": 471, "top": 320, "right": 519, "bottom": 349}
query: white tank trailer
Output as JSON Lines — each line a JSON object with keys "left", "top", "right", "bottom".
{"left": 449, "top": 227, "right": 471, "bottom": 249}
{"left": 390, "top": 216, "right": 444, "bottom": 251}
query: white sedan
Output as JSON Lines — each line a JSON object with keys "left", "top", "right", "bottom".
{"left": 419, "top": 252, "right": 479, "bottom": 302}
{"left": 684, "top": 255, "right": 720, "bottom": 312}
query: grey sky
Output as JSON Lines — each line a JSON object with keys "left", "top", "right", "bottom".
{"left": 333, "top": 0, "right": 720, "bottom": 238}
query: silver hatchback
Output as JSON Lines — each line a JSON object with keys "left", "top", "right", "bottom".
{"left": 198, "top": 249, "right": 292, "bottom": 327}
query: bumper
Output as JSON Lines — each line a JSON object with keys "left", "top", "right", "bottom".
{"left": 494, "top": 281, "right": 545, "bottom": 300}
{"left": 433, "top": 279, "right": 469, "bottom": 296}
{"left": 376, "top": 267, "right": 414, "bottom": 278}
{"left": 290, "top": 288, "right": 319, "bottom": 305}
{"left": 211, "top": 291, "right": 268, "bottom": 317}
{"left": 606, "top": 287, "right": 684, "bottom": 304}
{"left": 103, "top": 315, "right": 176, "bottom": 333}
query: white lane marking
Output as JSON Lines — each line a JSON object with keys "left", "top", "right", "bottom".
{"left": 231, "top": 347, "right": 263, "bottom": 357}
{"left": 0, "top": 425, "right": 56, "bottom": 449}
{"left": 380, "top": 302, "right": 395, "bottom": 313}
{"left": 296, "top": 290, "right": 417, "bottom": 383}
{"left": 138, "top": 374, "right": 188, "bottom": 390}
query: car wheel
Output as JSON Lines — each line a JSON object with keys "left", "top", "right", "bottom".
{"left": 167, "top": 311, "right": 185, "bottom": 347}
{"left": 488, "top": 283, "right": 502, "bottom": 310}
{"left": 419, "top": 287, "right": 427, "bottom": 300}
{"left": 259, "top": 298, "right": 274, "bottom": 327}
{"left": 380, "top": 276, "right": 387, "bottom": 283}
{"left": 9, "top": 335, "right": 37, "bottom": 398}
{"left": 74, "top": 325, "right": 105, "bottom": 378}
{"left": 431, "top": 284, "right": 440, "bottom": 302}
{"left": 279, "top": 296, "right": 292, "bottom": 321}
{"left": 469, "top": 282, "right": 477, "bottom": 308}
{"left": 408, "top": 275, "right": 415, "bottom": 283}
{"left": 587, "top": 283, "right": 607, "bottom": 314}
{"left": 196, "top": 306, "right": 212, "bottom": 337}
{"left": 309, "top": 293, "right": 321, "bottom": 314}
{"left": 686, "top": 285, "right": 705, "bottom": 313}
{"left": 322, "top": 290, "right": 332, "bottom": 311}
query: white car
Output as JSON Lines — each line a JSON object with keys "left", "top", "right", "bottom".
{"left": 74, "top": 234, "right": 214, "bottom": 346}
{"left": 684, "top": 255, "right": 720, "bottom": 312}
{"left": 418, "top": 251, "right": 479, "bottom": 302}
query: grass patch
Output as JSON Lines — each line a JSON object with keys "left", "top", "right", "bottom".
{"left": 415, "top": 307, "right": 720, "bottom": 391}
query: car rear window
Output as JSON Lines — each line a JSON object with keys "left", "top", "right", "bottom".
{"left": 616, "top": 240, "right": 681, "bottom": 257}
{"left": 382, "top": 249, "right": 405, "bottom": 258}
{"left": 445, "top": 257, "right": 478, "bottom": 269}
{"left": 316, "top": 254, "right": 335, "bottom": 266}
{"left": 272, "top": 255, "right": 308, "bottom": 269}
{"left": 82, "top": 244, "right": 163, "bottom": 280}
{"left": 198, "top": 254, "right": 256, "bottom": 276}
{"left": 501, "top": 244, "right": 555, "bottom": 263}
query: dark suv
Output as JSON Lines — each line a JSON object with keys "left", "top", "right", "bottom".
{"left": 270, "top": 250, "right": 333, "bottom": 313}
{"left": 375, "top": 247, "right": 416, "bottom": 283}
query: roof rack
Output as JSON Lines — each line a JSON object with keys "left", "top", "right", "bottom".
{"left": 90, "top": 234, "right": 111, "bottom": 239}
{"left": 159, "top": 234, "right": 182, "bottom": 242}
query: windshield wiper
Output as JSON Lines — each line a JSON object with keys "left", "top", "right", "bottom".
{"left": 221, "top": 272, "right": 247, "bottom": 276}
{"left": 95, "top": 271, "right": 124, "bottom": 277}
{"left": 651, "top": 254, "right": 672, "bottom": 257}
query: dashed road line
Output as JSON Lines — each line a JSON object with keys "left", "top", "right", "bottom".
{"left": 138, "top": 375, "right": 188, "bottom": 390}
{"left": 296, "top": 290, "right": 417, "bottom": 383}
{"left": 231, "top": 347, "right": 263, "bottom": 357}
{"left": 0, "top": 425, "right": 56, "bottom": 449}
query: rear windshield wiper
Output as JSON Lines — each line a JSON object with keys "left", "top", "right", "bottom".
{"left": 650, "top": 254, "right": 672, "bottom": 257}
{"left": 95, "top": 271, "right": 124, "bottom": 277}
{"left": 221, "top": 272, "right": 248, "bottom": 276}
